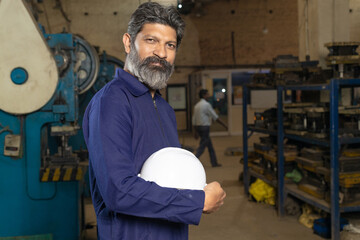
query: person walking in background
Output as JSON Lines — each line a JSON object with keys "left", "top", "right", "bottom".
{"left": 192, "top": 89, "right": 228, "bottom": 167}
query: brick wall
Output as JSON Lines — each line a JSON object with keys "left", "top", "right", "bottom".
{"left": 187, "top": 0, "right": 299, "bottom": 65}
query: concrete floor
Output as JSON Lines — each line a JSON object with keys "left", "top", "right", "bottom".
{"left": 83, "top": 133, "right": 325, "bottom": 240}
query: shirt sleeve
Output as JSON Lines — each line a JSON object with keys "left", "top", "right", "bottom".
{"left": 206, "top": 103, "right": 219, "bottom": 121}
{"left": 83, "top": 91, "right": 205, "bottom": 225}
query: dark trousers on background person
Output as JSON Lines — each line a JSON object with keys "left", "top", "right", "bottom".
{"left": 195, "top": 126, "right": 219, "bottom": 167}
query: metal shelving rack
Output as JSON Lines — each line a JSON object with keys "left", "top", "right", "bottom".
{"left": 278, "top": 79, "right": 360, "bottom": 240}
{"left": 242, "top": 79, "right": 360, "bottom": 240}
{"left": 242, "top": 85, "right": 279, "bottom": 197}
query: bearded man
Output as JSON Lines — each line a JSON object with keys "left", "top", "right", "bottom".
{"left": 83, "top": 2, "right": 226, "bottom": 240}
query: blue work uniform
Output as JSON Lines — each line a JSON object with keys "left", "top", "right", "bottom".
{"left": 83, "top": 68, "right": 205, "bottom": 240}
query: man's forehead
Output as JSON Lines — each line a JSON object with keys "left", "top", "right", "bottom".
{"left": 138, "top": 23, "right": 177, "bottom": 41}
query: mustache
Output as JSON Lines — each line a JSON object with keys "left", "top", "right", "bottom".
{"left": 141, "top": 56, "right": 172, "bottom": 71}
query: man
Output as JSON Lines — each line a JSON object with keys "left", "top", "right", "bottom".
{"left": 82, "top": 2, "right": 226, "bottom": 240}
{"left": 192, "top": 89, "right": 228, "bottom": 167}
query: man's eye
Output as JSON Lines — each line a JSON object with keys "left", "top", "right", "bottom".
{"left": 168, "top": 43, "right": 176, "bottom": 49}
{"left": 146, "top": 38, "right": 155, "bottom": 43}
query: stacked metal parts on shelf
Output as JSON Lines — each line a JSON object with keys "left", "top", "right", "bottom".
{"left": 243, "top": 41, "right": 360, "bottom": 240}
{"left": 289, "top": 42, "right": 360, "bottom": 206}
{"left": 295, "top": 147, "right": 328, "bottom": 200}
{"left": 251, "top": 54, "right": 329, "bottom": 88}
{"left": 247, "top": 43, "right": 360, "bottom": 204}
{"left": 283, "top": 103, "right": 329, "bottom": 138}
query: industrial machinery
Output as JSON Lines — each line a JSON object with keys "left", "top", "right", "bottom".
{"left": 242, "top": 41, "right": 360, "bottom": 239}
{"left": 253, "top": 108, "right": 277, "bottom": 130}
{"left": 0, "top": 0, "right": 105, "bottom": 239}
{"left": 250, "top": 55, "right": 329, "bottom": 87}
{"left": 68, "top": 51, "right": 124, "bottom": 160}
{"left": 293, "top": 146, "right": 360, "bottom": 206}
{"left": 325, "top": 42, "right": 360, "bottom": 79}
{"left": 249, "top": 136, "right": 297, "bottom": 182}
{"left": 283, "top": 103, "right": 330, "bottom": 138}
{"left": 339, "top": 106, "right": 360, "bottom": 137}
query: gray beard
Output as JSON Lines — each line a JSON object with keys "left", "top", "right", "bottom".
{"left": 126, "top": 44, "right": 174, "bottom": 90}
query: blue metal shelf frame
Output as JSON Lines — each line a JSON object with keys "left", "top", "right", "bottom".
{"left": 242, "top": 85, "right": 249, "bottom": 195}
{"left": 340, "top": 137, "right": 360, "bottom": 144}
{"left": 242, "top": 85, "right": 281, "bottom": 212}
{"left": 281, "top": 84, "right": 330, "bottom": 91}
{"left": 277, "top": 86, "right": 285, "bottom": 217}
{"left": 243, "top": 79, "right": 360, "bottom": 240}
{"left": 248, "top": 125, "right": 277, "bottom": 136}
{"left": 329, "top": 79, "right": 340, "bottom": 240}
{"left": 278, "top": 78, "right": 360, "bottom": 240}
{"left": 285, "top": 134, "right": 330, "bottom": 147}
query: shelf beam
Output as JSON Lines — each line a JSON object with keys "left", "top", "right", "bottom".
{"left": 249, "top": 170, "right": 277, "bottom": 187}
{"left": 248, "top": 126, "right": 277, "bottom": 136}
{"left": 285, "top": 134, "right": 330, "bottom": 147}
{"left": 286, "top": 184, "right": 330, "bottom": 212}
{"left": 282, "top": 84, "right": 330, "bottom": 91}
{"left": 336, "top": 78, "right": 360, "bottom": 86}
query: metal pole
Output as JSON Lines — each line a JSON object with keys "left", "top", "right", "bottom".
{"left": 330, "top": 79, "right": 340, "bottom": 240}
{"left": 277, "top": 86, "right": 285, "bottom": 217}
{"left": 242, "top": 85, "right": 249, "bottom": 195}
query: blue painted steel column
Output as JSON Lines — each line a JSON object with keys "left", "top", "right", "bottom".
{"left": 330, "top": 79, "right": 340, "bottom": 240}
{"left": 242, "top": 85, "right": 249, "bottom": 195}
{"left": 277, "top": 86, "right": 285, "bottom": 216}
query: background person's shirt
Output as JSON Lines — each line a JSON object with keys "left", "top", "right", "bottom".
{"left": 192, "top": 98, "right": 219, "bottom": 126}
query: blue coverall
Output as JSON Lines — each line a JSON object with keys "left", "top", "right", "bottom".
{"left": 83, "top": 68, "right": 205, "bottom": 239}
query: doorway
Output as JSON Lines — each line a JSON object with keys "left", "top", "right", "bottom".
{"left": 202, "top": 72, "right": 230, "bottom": 135}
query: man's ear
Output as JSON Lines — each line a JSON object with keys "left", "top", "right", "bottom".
{"left": 123, "top": 33, "right": 131, "bottom": 54}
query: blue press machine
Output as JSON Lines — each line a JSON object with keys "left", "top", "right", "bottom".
{"left": 0, "top": 1, "right": 123, "bottom": 239}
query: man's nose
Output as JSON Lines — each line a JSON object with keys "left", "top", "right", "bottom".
{"left": 153, "top": 44, "right": 167, "bottom": 59}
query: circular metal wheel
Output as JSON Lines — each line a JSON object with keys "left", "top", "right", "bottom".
{"left": 91, "top": 52, "right": 124, "bottom": 92}
{"left": 74, "top": 35, "right": 100, "bottom": 94}
{"left": 100, "top": 52, "right": 124, "bottom": 69}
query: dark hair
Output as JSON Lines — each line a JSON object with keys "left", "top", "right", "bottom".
{"left": 127, "top": 2, "right": 185, "bottom": 49}
{"left": 199, "top": 89, "right": 208, "bottom": 99}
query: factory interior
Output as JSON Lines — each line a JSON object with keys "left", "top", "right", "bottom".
{"left": 2, "top": 0, "right": 360, "bottom": 239}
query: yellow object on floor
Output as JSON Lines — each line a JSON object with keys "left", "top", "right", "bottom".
{"left": 298, "top": 204, "right": 321, "bottom": 229}
{"left": 249, "top": 178, "right": 276, "bottom": 205}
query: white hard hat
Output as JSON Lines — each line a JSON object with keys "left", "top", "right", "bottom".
{"left": 139, "top": 147, "right": 206, "bottom": 190}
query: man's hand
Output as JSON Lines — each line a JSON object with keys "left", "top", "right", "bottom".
{"left": 203, "top": 181, "right": 226, "bottom": 214}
